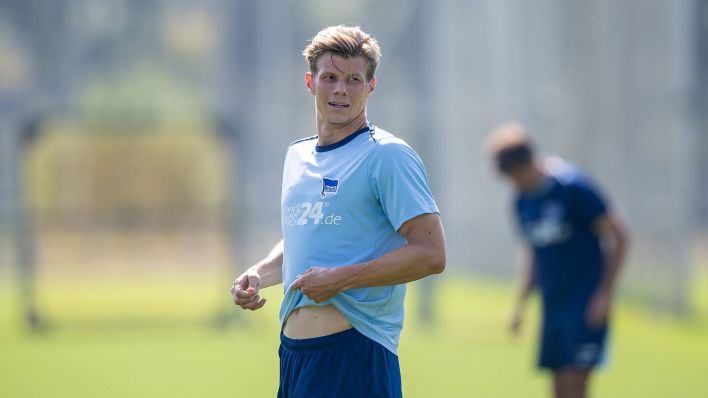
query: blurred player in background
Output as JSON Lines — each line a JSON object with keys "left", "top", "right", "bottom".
{"left": 230, "top": 25, "right": 445, "bottom": 397}
{"left": 485, "top": 123, "right": 628, "bottom": 398}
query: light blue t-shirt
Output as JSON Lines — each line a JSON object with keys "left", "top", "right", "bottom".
{"left": 279, "top": 123, "right": 439, "bottom": 354}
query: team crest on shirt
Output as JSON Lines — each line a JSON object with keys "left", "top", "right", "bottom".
{"left": 524, "top": 201, "right": 572, "bottom": 247}
{"left": 321, "top": 177, "right": 339, "bottom": 198}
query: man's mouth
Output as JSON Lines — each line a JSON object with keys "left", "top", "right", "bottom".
{"left": 328, "top": 102, "right": 350, "bottom": 108}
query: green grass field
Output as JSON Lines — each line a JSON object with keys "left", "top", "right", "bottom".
{"left": 1, "top": 272, "right": 707, "bottom": 398}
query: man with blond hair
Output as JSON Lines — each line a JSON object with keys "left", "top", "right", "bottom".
{"left": 231, "top": 25, "right": 445, "bottom": 397}
{"left": 486, "top": 123, "right": 628, "bottom": 398}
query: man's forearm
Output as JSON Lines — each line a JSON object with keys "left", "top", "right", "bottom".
{"left": 515, "top": 274, "right": 535, "bottom": 308}
{"left": 598, "top": 233, "right": 627, "bottom": 295}
{"left": 289, "top": 214, "right": 445, "bottom": 303}
{"left": 514, "top": 250, "right": 535, "bottom": 308}
{"left": 597, "top": 215, "right": 629, "bottom": 295}
{"left": 250, "top": 240, "right": 284, "bottom": 288}
{"left": 335, "top": 240, "right": 445, "bottom": 291}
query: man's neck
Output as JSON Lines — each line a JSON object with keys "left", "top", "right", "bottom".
{"left": 523, "top": 165, "right": 552, "bottom": 195}
{"left": 316, "top": 112, "right": 368, "bottom": 146}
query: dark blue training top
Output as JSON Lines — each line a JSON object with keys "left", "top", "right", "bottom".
{"left": 514, "top": 159, "right": 608, "bottom": 310}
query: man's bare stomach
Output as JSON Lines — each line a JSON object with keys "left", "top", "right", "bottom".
{"left": 283, "top": 305, "right": 352, "bottom": 339}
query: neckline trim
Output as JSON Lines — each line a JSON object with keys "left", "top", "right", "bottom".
{"left": 315, "top": 125, "right": 373, "bottom": 152}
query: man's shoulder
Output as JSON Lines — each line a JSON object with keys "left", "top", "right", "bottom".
{"left": 367, "top": 126, "right": 417, "bottom": 160}
{"left": 285, "top": 135, "right": 318, "bottom": 159}
{"left": 546, "top": 157, "right": 596, "bottom": 190}
{"left": 369, "top": 126, "right": 406, "bottom": 146}
{"left": 288, "top": 135, "right": 318, "bottom": 149}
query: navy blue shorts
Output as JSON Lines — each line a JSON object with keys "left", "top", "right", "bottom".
{"left": 278, "top": 328, "right": 402, "bottom": 398}
{"left": 539, "top": 313, "right": 608, "bottom": 370}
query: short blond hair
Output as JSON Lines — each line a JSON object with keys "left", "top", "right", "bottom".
{"left": 484, "top": 122, "right": 535, "bottom": 173}
{"left": 303, "top": 25, "right": 381, "bottom": 81}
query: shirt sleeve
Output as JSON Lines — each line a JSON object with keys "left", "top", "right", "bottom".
{"left": 367, "top": 140, "right": 440, "bottom": 231}
{"left": 572, "top": 178, "right": 608, "bottom": 225}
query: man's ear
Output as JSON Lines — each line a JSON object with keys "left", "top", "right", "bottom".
{"left": 305, "top": 72, "right": 315, "bottom": 95}
{"left": 368, "top": 77, "right": 376, "bottom": 96}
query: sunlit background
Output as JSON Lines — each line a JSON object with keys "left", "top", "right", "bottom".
{"left": 0, "top": 1, "right": 707, "bottom": 397}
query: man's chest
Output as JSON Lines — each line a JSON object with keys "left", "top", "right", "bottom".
{"left": 282, "top": 156, "right": 376, "bottom": 228}
{"left": 518, "top": 195, "right": 576, "bottom": 247}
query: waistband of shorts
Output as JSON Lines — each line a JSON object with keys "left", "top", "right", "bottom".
{"left": 280, "top": 327, "right": 362, "bottom": 351}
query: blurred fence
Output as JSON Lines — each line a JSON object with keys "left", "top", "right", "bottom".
{"left": 0, "top": 0, "right": 706, "bottom": 323}
{"left": 8, "top": 118, "right": 239, "bottom": 327}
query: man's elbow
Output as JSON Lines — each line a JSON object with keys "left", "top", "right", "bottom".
{"left": 613, "top": 222, "right": 630, "bottom": 255}
{"left": 428, "top": 250, "right": 446, "bottom": 275}
{"left": 620, "top": 226, "right": 630, "bottom": 247}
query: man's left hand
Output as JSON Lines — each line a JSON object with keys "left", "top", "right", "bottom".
{"left": 290, "top": 266, "right": 346, "bottom": 303}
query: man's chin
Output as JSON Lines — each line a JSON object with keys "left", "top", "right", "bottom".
{"left": 326, "top": 118, "right": 353, "bottom": 126}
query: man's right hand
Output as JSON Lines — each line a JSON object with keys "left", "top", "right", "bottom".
{"left": 231, "top": 270, "right": 267, "bottom": 311}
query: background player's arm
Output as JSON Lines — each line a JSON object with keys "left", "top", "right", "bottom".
{"left": 510, "top": 247, "right": 535, "bottom": 335}
{"left": 594, "top": 212, "right": 628, "bottom": 294}
{"left": 587, "top": 212, "right": 629, "bottom": 327}
{"left": 290, "top": 213, "right": 445, "bottom": 303}
{"left": 231, "top": 240, "right": 284, "bottom": 310}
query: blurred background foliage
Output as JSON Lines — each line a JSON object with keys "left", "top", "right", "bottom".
{"left": 77, "top": 65, "right": 211, "bottom": 129}
{"left": 26, "top": 125, "right": 227, "bottom": 225}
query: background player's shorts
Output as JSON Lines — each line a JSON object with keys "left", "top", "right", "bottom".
{"left": 278, "top": 327, "right": 402, "bottom": 398}
{"left": 538, "top": 312, "right": 608, "bottom": 370}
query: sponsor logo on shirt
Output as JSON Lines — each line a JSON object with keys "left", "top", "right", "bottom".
{"left": 523, "top": 201, "right": 572, "bottom": 247}
{"left": 283, "top": 201, "right": 342, "bottom": 226}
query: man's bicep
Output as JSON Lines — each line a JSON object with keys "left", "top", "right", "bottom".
{"left": 398, "top": 213, "right": 445, "bottom": 248}
{"left": 592, "top": 213, "right": 624, "bottom": 240}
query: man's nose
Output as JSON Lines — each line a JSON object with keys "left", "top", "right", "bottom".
{"left": 333, "top": 78, "right": 347, "bottom": 95}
